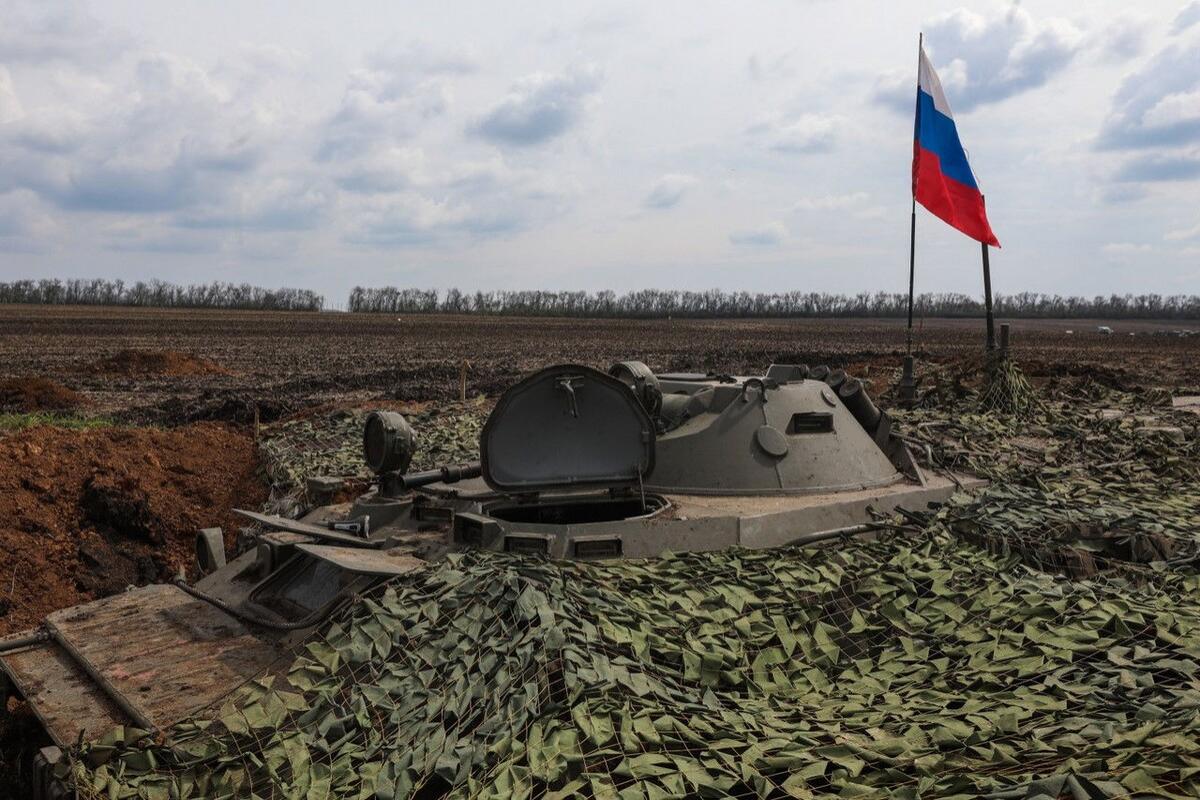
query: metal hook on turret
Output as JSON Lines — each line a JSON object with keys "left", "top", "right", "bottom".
{"left": 556, "top": 375, "right": 582, "bottom": 418}
{"left": 740, "top": 377, "right": 768, "bottom": 404}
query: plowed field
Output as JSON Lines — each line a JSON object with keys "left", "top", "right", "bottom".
{"left": 1, "top": 307, "right": 1197, "bottom": 424}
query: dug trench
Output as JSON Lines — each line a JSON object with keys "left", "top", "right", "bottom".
{"left": 0, "top": 422, "right": 267, "bottom": 639}
{"left": 0, "top": 420, "right": 266, "bottom": 798}
{"left": 0, "top": 345, "right": 260, "bottom": 795}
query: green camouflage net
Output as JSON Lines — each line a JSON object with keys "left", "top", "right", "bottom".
{"left": 257, "top": 403, "right": 488, "bottom": 515}
{"left": 66, "top": 369, "right": 1200, "bottom": 799}
{"left": 979, "top": 356, "right": 1039, "bottom": 416}
{"left": 69, "top": 537, "right": 1200, "bottom": 799}
{"left": 258, "top": 411, "right": 366, "bottom": 492}
{"left": 898, "top": 378, "right": 1200, "bottom": 577}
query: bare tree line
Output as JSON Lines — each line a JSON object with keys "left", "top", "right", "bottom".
{"left": 349, "top": 287, "right": 1200, "bottom": 320}
{"left": 0, "top": 279, "right": 324, "bottom": 311}
{"left": 3, "top": 280, "right": 1198, "bottom": 319}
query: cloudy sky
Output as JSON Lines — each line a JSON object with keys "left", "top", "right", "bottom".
{"left": 1, "top": 0, "right": 1198, "bottom": 303}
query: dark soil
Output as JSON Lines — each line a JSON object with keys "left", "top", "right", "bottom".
{"left": 128, "top": 390, "right": 295, "bottom": 426}
{"left": 2, "top": 308, "right": 1196, "bottom": 420}
{"left": 0, "top": 698, "right": 48, "bottom": 800}
{"left": 92, "top": 348, "right": 228, "bottom": 377}
{"left": 0, "top": 377, "right": 84, "bottom": 412}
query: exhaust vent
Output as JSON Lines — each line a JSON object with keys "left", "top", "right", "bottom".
{"left": 504, "top": 535, "right": 551, "bottom": 555}
{"left": 573, "top": 537, "right": 623, "bottom": 559}
{"left": 787, "top": 412, "right": 834, "bottom": 434}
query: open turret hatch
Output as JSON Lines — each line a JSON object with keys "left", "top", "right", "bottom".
{"left": 479, "top": 364, "right": 667, "bottom": 525}
{"left": 481, "top": 364, "right": 655, "bottom": 493}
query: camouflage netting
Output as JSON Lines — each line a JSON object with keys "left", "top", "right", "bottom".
{"left": 979, "top": 355, "right": 1039, "bottom": 417}
{"left": 257, "top": 403, "right": 487, "bottom": 515}
{"left": 67, "top": 539, "right": 1200, "bottom": 799}
{"left": 897, "top": 375, "right": 1200, "bottom": 577}
{"left": 66, "top": 367, "right": 1200, "bottom": 799}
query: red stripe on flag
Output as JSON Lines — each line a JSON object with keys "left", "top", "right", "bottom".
{"left": 912, "top": 142, "right": 1000, "bottom": 247}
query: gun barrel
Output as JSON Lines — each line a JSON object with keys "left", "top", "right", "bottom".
{"left": 399, "top": 461, "right": 483, "bottom": 490}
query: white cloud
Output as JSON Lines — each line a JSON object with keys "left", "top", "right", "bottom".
{"left": 345, "top": 194, "right": 521, "bottom": 248}
{"left": 747, "top": 113, "right": 842, "bottom": 154}
{"left": 106, "top": 230, "right": 221, "bottom": 254}
{"left": 1093, "top": 15, "right": 1153, "bottom": 62}
{"left": 4, "top": 108, "right": 90, "bottom": 154}
{"left": 0, "top": 190, "right": 56, "bottom": 251}
{"left": 1098, "top": 38, "right": 1200, "bottom": 150}
{"left": 794, "top": 192, "right": 869, "bottom": 212}
{"left": 644, "top": 174, "right": 697, "bottom": 209}
{"left": 1096, "top": 19, "right": 1200, "bottom": 194}
{"left": 1165, "top": 220, "right": 1200, "bottom": 241}
{"left": 1101, "top": 242, "right": 1154, "bottom": 255}
{"left": 341, "top": 158, "right": 572, "bottom": 249}
{"left": 1098, "top": 183, "right": 1148, "bottom": 204}
{"left": 729, "top": 222, "right": 787, "bottom": 246}
{"left": 747, "top": 51, "right": 796, "bottom": 82}
{"left": 0, "top": 67, "right": 23, "bottom": 124}
{"left": 0, "top": 48, "right": 284, "bottom": 215}
{"left": 177, "top": 178, "right": 332, "bottom": 232}
{"left": 365, "top": 40, "right": 477, "bottom": 79}
{"left": 333, "top": 146, "right": 427, "bottom": 195}
{"left": 1112, "top": 151, "right": 1200, "bottom": 182}
{"left": 1142, "top": 89, "right": 1200, "bottom": 130}
{"left": 471, "top": 65, "right": 601, "bottom": 147}
{"left": 1173, "top": 1, "right": 1200, "bottom": 35}
{"left": 316, "top": 45, "right": 460, "bottom": 163}
{"left": 875, "top": 6, "right": 1083, "bottom": 112}
{"left": 0, "top": 0, "right": 130, "bottom": 66}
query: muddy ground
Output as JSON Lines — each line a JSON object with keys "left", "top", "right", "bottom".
{"left": 1, "top": 306, "right": 1197, "bottom": 423}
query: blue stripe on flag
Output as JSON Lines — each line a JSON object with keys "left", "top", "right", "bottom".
{"left": 915, "top": 90, "right": 978, "bottom": 190}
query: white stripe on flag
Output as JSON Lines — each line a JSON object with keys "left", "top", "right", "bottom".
{"left": 917, "top": 46, "right": 954, "bottom": 119}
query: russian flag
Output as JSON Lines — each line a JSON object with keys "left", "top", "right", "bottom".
{"left": 913, "top": 45, "right": 999, "bottom": 247}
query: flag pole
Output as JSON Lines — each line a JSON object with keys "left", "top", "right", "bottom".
{"left": 980, "top": 195, "right": 996, "bottom": 351}
{"left": 898, "top": 32, "right": 922, "bottom": 406}
{"left": 905, "top": 32, "right": 921, "bottom": 357}
{"left": 906, "top": 196, "right": 915, "bottom": 354}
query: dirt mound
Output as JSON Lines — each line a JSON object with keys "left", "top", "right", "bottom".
{"left": 0, "top": 422, "right": 266, "bottom": 636}
{"left": 130, "top": 390, "right": 294, "bottom": 427}
{"left": 94, "top": 349, "right": 228, "bottom": 377}
{"left": 0, "top": 377, "right": 84, "bottom": 411}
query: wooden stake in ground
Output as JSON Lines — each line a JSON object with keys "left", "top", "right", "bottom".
{"left": 459, "top": 360, "right": 471, "bottom": 402}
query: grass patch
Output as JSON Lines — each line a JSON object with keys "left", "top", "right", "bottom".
{"left": 0, "top": 412, "right": 113, "bottom": 431}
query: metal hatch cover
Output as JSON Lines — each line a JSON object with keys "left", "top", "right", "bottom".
{"left": 481, "top": 364, "right": 655, "bottom": 494}
{"left": 294, "top": 544, "right": 426, "bottom": 576}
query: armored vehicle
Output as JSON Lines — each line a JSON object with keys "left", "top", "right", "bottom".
{"left": 1, "top": 361, "right": 980, "bottom": 796}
